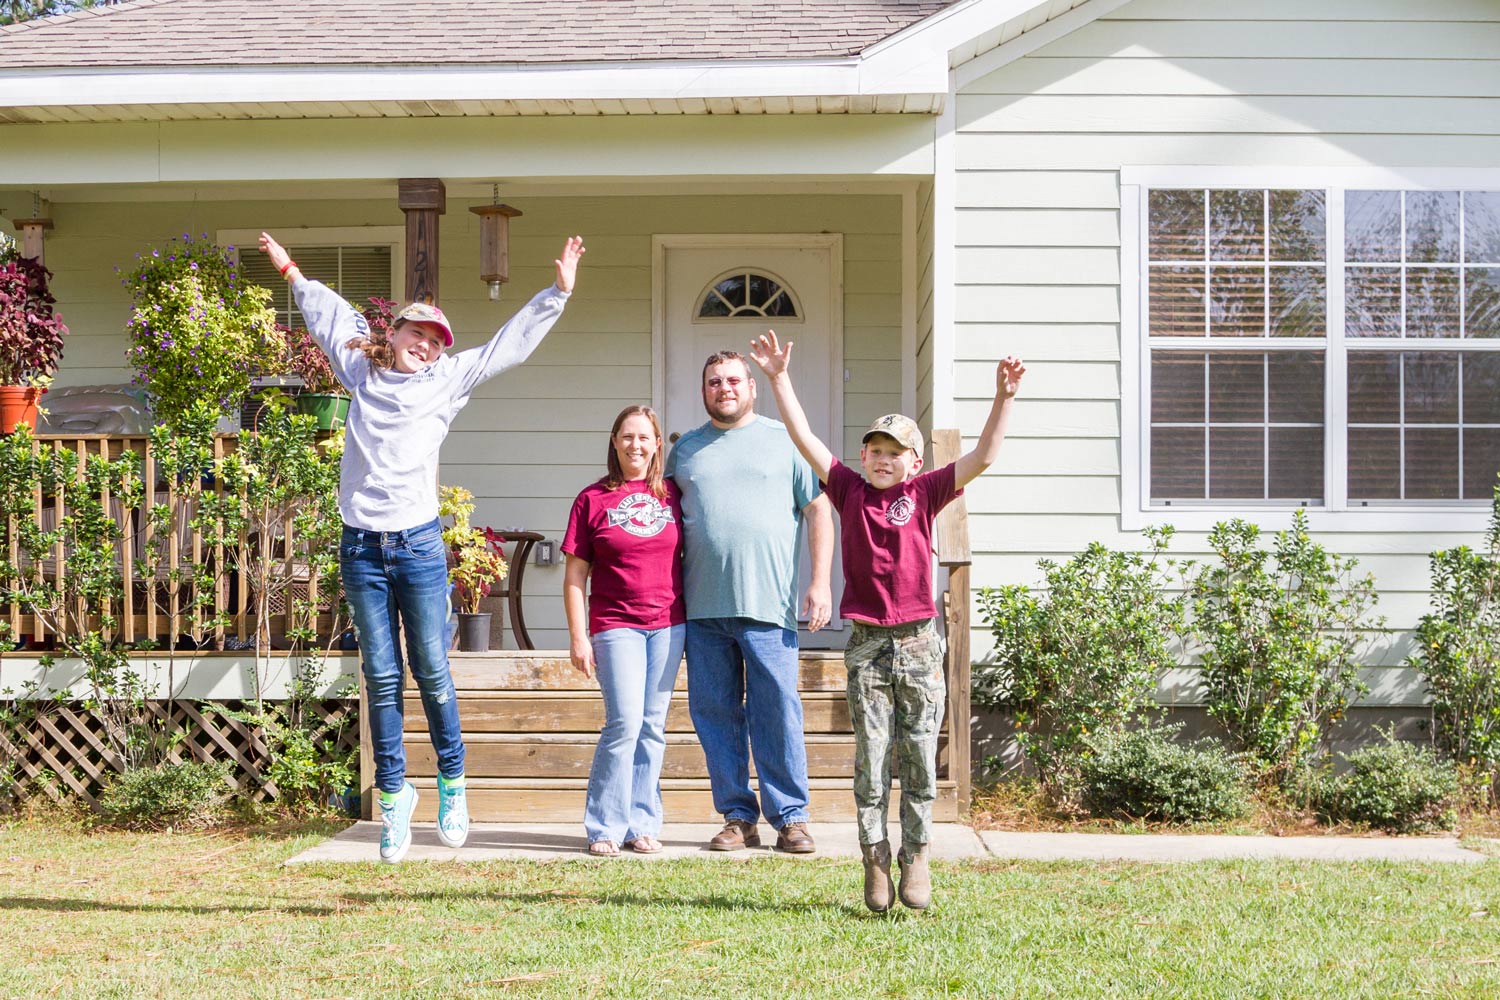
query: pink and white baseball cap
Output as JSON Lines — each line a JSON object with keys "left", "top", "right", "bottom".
{"left": 393, "top": 302, "right": 454, "bottom": 347}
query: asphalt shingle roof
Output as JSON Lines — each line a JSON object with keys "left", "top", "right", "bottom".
{"left": 0, "top": 0, "right": 956, "bottom": 68}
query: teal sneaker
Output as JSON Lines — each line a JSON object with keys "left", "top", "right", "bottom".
{"left": 437, "top": 774, "right": 469, "bottom": 848}
{"left": 378, "top": 781, "right": 418, "bottom": 863}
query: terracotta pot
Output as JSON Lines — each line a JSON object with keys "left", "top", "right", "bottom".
{"left": 0, "top": 385, "right": 44, "bottom": 434}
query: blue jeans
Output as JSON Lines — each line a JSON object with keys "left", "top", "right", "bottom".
{"left": 584, "top": 624, "right": 685, "bottom": 845}
{"left": 340, "top": 518, "right": 465, "bottom": 794}
{"left": 685, "top": 618, "right": 810, "bottom": 828}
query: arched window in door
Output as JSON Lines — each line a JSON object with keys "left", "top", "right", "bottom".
{"left": 695, "top": 269, "right": 801, "bottom": 320}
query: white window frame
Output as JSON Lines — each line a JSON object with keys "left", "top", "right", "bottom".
{"left": 217, "top": 226, "right": 405, "bottom": 312}
{"left": 1120, "top": 167, "right": 1500, "bottom": 533}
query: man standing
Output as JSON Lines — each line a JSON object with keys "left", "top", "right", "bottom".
{"left": 665, "top": 350, "right": 834, "bottom": 853}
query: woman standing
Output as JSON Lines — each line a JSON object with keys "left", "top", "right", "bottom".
{"left": 562, "top": 406, "right": 686, "bottom": 856}
{"left": 260, "top": 230, "right": 585, "bottom": 863}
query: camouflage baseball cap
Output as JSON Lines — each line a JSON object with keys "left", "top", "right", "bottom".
{"left": 862, "top": 414, "right": 923, "bottom": 455}
{"left": 393, "top": 302, "right": 454, "bottom": 347}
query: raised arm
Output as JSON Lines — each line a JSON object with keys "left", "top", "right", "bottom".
{"left": 259, "top": 230, "right": 366, "bottom": 388}
{"left": 450, "top": 236, "right": 586, "bottom": 395}
{"left": 749, "top": 331, "right": 834, "bottom": 482}
{"left": 953, "top": 355, "right": 1026, "bottom": 490}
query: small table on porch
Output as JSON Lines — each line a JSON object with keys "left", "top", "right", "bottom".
{"left": 482, "top": 528, "right": 545, "bottom": 650}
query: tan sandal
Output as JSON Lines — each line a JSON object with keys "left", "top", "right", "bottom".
{"left": 587, "top": 840, "right": 620, "bottom": 857}
{"left": 624, "top": 836, "right": 662, "bottom": 854}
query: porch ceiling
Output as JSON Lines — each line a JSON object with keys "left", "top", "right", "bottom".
{"left": 0, "top": 93, "right": 945, "bottom": 126}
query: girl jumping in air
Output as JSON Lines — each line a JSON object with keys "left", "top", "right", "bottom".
{"left": 259, "top": 230, "right": 585, "bottom": 862}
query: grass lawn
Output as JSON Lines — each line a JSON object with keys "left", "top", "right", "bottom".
{"left": 2, "top": 819, "right": 1498, "bottom": 999}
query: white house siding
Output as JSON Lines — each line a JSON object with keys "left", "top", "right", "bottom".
{"left": 915, "top": 179, "right": 937, "bottom": 432}
{"left": 952, "top": 0, "right": 1500, "bottom": 706}
{"left": 0, "top": 189, "right": 905, "bottom": 650}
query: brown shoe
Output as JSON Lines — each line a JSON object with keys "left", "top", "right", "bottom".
{"left": 775, "top": 821, "right": 816, "bottom": 854}
{"left": 861, "top": 841, "right": 894, "bottom": 912}
{"left": 897, "top": 845, "right": 931, "bottom": 910}
{"left": 708, "top": 819, "right": 760, "bottom": 851}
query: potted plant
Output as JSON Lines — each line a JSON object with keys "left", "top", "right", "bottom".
{"left": 0, "top": 242, "right": 67, "bottom": 433}
{"left": 123, "top": 233, "right": 281, "bottom": 433}
{"left": 281, "top": 324, "right": 350, "bottom": 431}
{"left": 438, "top": 484, "right": 508, "bottom": 652}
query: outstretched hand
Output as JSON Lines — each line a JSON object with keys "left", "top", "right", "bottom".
{"left": 749, "top": 330, "right": 793, "bottom": 379}
{"left": 998, "top": 355, "right": 1026, "bottom": 398}
{"left": 258, "top": 232, "right": 293, "bottom": 273}
{"left": 555, "top": 236, "right": 586, "bottom": 294}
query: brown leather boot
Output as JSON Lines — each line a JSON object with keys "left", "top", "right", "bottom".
{"left": 775, "top": 821, "right": 816, "bottom": 854}
{"left": 708, "top": 819, "right": 760, "bottom": 851}
{"left": 897, "top": 845, "right": 931, "bottom": 910}
{"left": 861, "top": 841, "right": 894, "bottom": 913}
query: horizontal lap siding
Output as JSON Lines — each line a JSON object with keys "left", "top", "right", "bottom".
{"left": 953, "top": 0, "right": 1500, "bottom": 701}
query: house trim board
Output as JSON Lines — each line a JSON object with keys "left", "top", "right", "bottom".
{"left": 952, "top": 0, "right": 1140, "bottom": 90}
{"left": 929, "top": 72, "right": 959, "bottom": 432}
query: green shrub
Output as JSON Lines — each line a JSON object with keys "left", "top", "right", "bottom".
{"left": 98, "top": 760, "right": 232, "bottom": 829}
{"left": 1186, "top": 511, "right": 1381, "bottom": 783}
{"left": 1078, "top": 724, "right": 1249, "bottom": 824}
{"left": 975, "top": 526, "right": 1185, "bottom": 801}
{"left": 1313, "top": 736, "right": 1460, "bottom": 834}
{"left": 1410, "top": 483, "right": 1500, "bottom": 781}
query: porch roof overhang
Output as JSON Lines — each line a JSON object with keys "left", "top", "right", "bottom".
{"left": 0, "top": 0, "right": 1101, "bottom": 125}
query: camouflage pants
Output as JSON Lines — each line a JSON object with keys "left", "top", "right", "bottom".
{"left": 844, "top": 617, "right": 945, "bottom": 852}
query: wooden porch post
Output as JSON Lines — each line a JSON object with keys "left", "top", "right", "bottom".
{"left": 397, "top": 178, "right": 445, "bottom": 304}
{"left": 932, "top": 429, "right": 973, "bottom": 815}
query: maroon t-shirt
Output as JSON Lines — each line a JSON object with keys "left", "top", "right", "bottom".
{"left": 561, "top": 478, "right": 686, "bottom": 635}
{"left": 824, "top": 460, "right": 963, "bottom": 626}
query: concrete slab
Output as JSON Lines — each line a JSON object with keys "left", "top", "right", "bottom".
{"left": 286, "top": 821, "right": 987, "bottom": 865}
{"left": 976, "top": 831, "right": 1488, "bottom": 864}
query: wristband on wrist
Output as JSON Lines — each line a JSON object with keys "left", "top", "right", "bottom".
{"left": 278, "top": 260, "right": 298, "bottom": 276}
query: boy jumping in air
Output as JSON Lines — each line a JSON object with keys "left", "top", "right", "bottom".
{"left": 750, "top": 331, "right": 1024, "bottom": 912}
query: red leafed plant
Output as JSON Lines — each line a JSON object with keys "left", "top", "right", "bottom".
{"left": 279, "top": 324, "right": 346, "bottom": 395}
{"left": 0, "top": 255, "right": 68, "bottom": 385}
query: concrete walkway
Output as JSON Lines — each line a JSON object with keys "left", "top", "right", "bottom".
{"left": 286, "top": 822, "right": 1489, "bottom": 865}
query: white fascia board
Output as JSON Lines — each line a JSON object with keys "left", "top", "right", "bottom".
{"left": 0, "top": 57, "right": 943, "bottom": 109}
{"left": 858, "top": 0, "right": 1058, "bottom": 92}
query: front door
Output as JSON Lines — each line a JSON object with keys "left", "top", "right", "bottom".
{"left": 656, "top": 235, "right": 845, "bottom": 643}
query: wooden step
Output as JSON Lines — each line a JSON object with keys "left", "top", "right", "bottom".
{"left": 446, "top": 650, "right": 847, "bottom": 692}
{"left": 407, "top": 776, "right": 959, "bottom": 824}
{"left": 404, "top": 732, "right": 949, "bottom": 780}
{"left": 404, "top": 690, "right": 852, "bottom": 734}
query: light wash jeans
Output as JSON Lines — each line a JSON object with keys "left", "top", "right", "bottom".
{"left": 584, "top": 624, "right": 686, "bottom": 845}
{"left": 685, "top": 617, "right": 811, "bottom": 828}
{"left": 340, "top": 518, "right": 465, "bottom": 794}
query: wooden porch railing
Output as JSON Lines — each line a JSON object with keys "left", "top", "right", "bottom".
{"left": 932, "top": 429, "right": 973, "bottom": 814}
{"left": 5, "top": 433, "right": 342, "bottom": 650}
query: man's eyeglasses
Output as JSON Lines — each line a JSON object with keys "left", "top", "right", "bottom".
{"left": 705, "top": 376, "right": 746, "bottom": 390}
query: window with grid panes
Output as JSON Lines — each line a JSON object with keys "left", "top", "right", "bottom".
{"left": 1143, "top": 187, "right": 1500, "bottom": 508}
{"left": 237, "top": 245, "right": 393, "bottom": 328}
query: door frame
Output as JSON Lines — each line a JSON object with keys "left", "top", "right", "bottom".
{"left": 651, "top": 233, "right": 845, "bottom": 447}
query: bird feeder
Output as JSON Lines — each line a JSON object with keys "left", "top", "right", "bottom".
{"left": 470, "top": 191, "right": 522, "bottom": 301}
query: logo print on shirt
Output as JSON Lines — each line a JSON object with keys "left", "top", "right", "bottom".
{"left": 885, "top": 495, "right": 916, "bottom": 526}
{"left": 606, "top": 492, "right": 675, "bottom": 537}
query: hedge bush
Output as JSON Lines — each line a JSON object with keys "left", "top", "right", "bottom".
{"left": 1078, "top": 724, "right": 1249, "bottom": 824}
{"left": 1313, "top": 736, "right": 1460, "bottom": 834}
{"left": 98, "top": 760, "right": 232, "bottom": 829}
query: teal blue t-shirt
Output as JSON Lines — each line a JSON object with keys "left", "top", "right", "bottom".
{"left": 665, "top": 415, "right": 822, "bottom": 631}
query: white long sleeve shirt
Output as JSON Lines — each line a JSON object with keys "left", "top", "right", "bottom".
{"left": 292, "top": 278, "right": 570, "bottom": 531}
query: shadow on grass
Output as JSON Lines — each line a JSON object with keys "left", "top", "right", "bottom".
{"left": 0, "top": 895, "right": 340, "bottom": 916}
{"left": 0, "top": 886, "right": 875, "bottom": 920}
